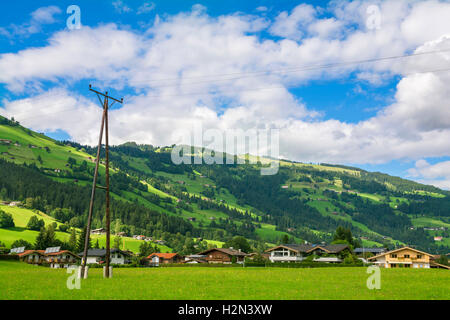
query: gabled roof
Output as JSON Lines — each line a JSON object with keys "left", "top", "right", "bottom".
{"left": 368, "top": 246, "right": 435, "bottom": 261}
{"left": 310, "top": 244, "right": 349, "bottom": 254}
{"left": 182, "top": 257, "right": 208, "bottom": 263}
{"left": 147, "top": 253, "right": 179, "bottom": 260}
{"left": 17, "top": 250, "right": 80, "bottom": 259}
{"left": 199, "top": 248, "right": 248, "bottom": 256}
{"left": 265, "top": 244, "right": 313, "bottom": 253}
{"left": 265, "top": 243, "right": 349, "bottom": 254}
{"left": 46, "top": 250, "right": 81, "bottom": 258}
{"left": 17, "top": 250, "right": 45, "bottom": 257}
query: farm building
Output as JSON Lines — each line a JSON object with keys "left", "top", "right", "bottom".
{"left": 198, "top": 248, "right": 248, "bottom": 264}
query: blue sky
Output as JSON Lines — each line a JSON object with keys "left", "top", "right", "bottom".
{"left": 1, "top": 0, "right": 450, "bottom": 188}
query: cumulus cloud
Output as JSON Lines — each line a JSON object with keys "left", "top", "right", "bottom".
{"left": 0, "top": 5, "right": 61, "bottom": 38}
{"left": 408, "top": 160, "right": 450, "bottom": 189}
{"left": 1, "top": 0, "right": 450, "bottom": 188}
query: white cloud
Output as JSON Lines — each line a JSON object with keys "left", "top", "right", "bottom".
{"left": 112, "top": 0, "right": 132, "bottom": 14}
{"left": 137, "top": 2, "right": 156, "bottom": 15}
{"left": 0, "top": 6, "right": 61, "bottom": 38}
{"left": 1, "top": 0, "right": 450, "bottom": 190}
{"left": 31, "top": 6, "right": 61, "bottom": 24}
{"left": 270, "top": 4, "right": 316, "bottom": 40}
{"left": 408, "top": 160, "right": 450, "bottom": 190}
{"left": 0, "top": 24, "right": 141, "bottom": 92}
{"left": 256, "top": 6, "right": 268, "bottom": 12}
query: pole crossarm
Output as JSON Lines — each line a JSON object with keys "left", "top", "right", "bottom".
{"left": 89, "top": 84, "right": 124, "bottom": 104}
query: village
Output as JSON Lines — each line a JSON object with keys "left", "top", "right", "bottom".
{"left": 8, "top": 241, "right": 450, "bottom": 270}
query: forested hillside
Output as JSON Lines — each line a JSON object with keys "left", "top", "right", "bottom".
{"left": 1, "top": 116, "right": 449, "bottom": 253}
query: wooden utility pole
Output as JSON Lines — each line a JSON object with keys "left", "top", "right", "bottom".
{"left": 81, "top": 84, "right": 123, "bottom": 279}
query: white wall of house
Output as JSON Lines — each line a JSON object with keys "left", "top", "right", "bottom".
{"left": 370, "top": 255, "right": 387, "bottom": 268}
{"left": 110, "top": 253, "right": 126, "bottom": 264}
{"left": 269, "top": 248, "right": 304, "bottom": 262}
{"left": 86, "top": 253, "right": 128, "bottom": 265}
{"left": 86, "top": 256, "right": 101, "bottom": 264}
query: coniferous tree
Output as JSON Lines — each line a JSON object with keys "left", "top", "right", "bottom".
{"left": 68, "top": 228, "right": 77, "bottom": 251}
{"left": 34, "top": 227, "right": 46, "bottom": 249}
{"left": 76, "top": 226, "right": 91, "bottom": 253}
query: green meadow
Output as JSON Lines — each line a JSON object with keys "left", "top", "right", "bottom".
{"left": 0, "top": 261, "right": 449, "bottom": 300}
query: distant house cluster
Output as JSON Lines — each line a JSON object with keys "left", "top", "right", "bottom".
{"left": 8, "top": 243, "right": 449, "bottom": 270}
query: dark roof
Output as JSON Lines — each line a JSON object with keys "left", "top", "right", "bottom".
{"left": 354, "top": 248, "right": 386, "bottom": 254}
{"left": 199, "top": 248, "right": 248, "bottom": 256}
{"left": 78, "top": 249, "right": 132, "bottom": 257}
{"left": 319, "top": 244, "right": 349, "bottom": 253}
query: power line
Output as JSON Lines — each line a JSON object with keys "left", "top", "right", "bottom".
{"left": 125, "top": 48, "right": 450, "bottom": 88}
{"left": 6, "top": 65, "right": 450, "bottom": 123}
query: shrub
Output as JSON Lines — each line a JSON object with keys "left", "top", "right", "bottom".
{"left": 0, "top": 210, "right": 14, "bottom": 228}
{"left": 26, "top": 216, "right": 45, "bottom": 231}
{"left": 59, "top": 224, "right": 69, "bottom": 232}
{"left": 0, "top": 254, "right": 19, "bottom": 261}
{"left": 11, "top": 239, "right": 33, "bottom": 250}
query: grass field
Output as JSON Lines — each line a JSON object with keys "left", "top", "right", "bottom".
{"left": 0, "top": 261, "right": 448, "bottom": 300}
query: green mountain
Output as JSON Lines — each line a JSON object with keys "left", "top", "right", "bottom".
{"left": 0, "top": 115, "right": 449, "bottom": 254}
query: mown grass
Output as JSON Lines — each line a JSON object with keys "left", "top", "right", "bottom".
{"left": 0, "top": 261, "right": 448, "bottom": 300}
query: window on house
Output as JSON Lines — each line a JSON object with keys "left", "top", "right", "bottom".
{"left": 417, "top": 255, "right": 422, "bottom": 259}
{"left": 390, "top": 254, "right": 397, "bottom": 258}
{"left": 404, "top": 255, "right": 410, "bottom": 258}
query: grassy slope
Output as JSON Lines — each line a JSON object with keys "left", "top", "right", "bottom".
{"left": 0, "top": 261, "right": 449, "bottom": 300}
{"left": 0, "top": 204, "right": 173, "bottom": 253}
{"left": 1, "top": 121, "right": 449, "bottom": 248}
{"left": 0, "top": 204, "right": 70, "bottom": 247}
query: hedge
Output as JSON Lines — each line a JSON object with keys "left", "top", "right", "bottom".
{"left": 0, "top": 254, "right": 20, "bottom": 261}
{"left": 244, "top": 261, "right": 364, "bottom": 268}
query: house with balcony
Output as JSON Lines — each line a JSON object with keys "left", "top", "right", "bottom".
{"left": 43, "top": 250, "right": 81, "bottom": 268}
{"left": 265, "top": 244, "right": 349, "bottom": 263}
{"left": 15, "top": 248, "right": 80, "bottom": 268}
{"left": 368, "top": 246, "right": 449, "bottom": 269}
{"left": 17, "top": 250, "right": 46, "bottom": 264}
